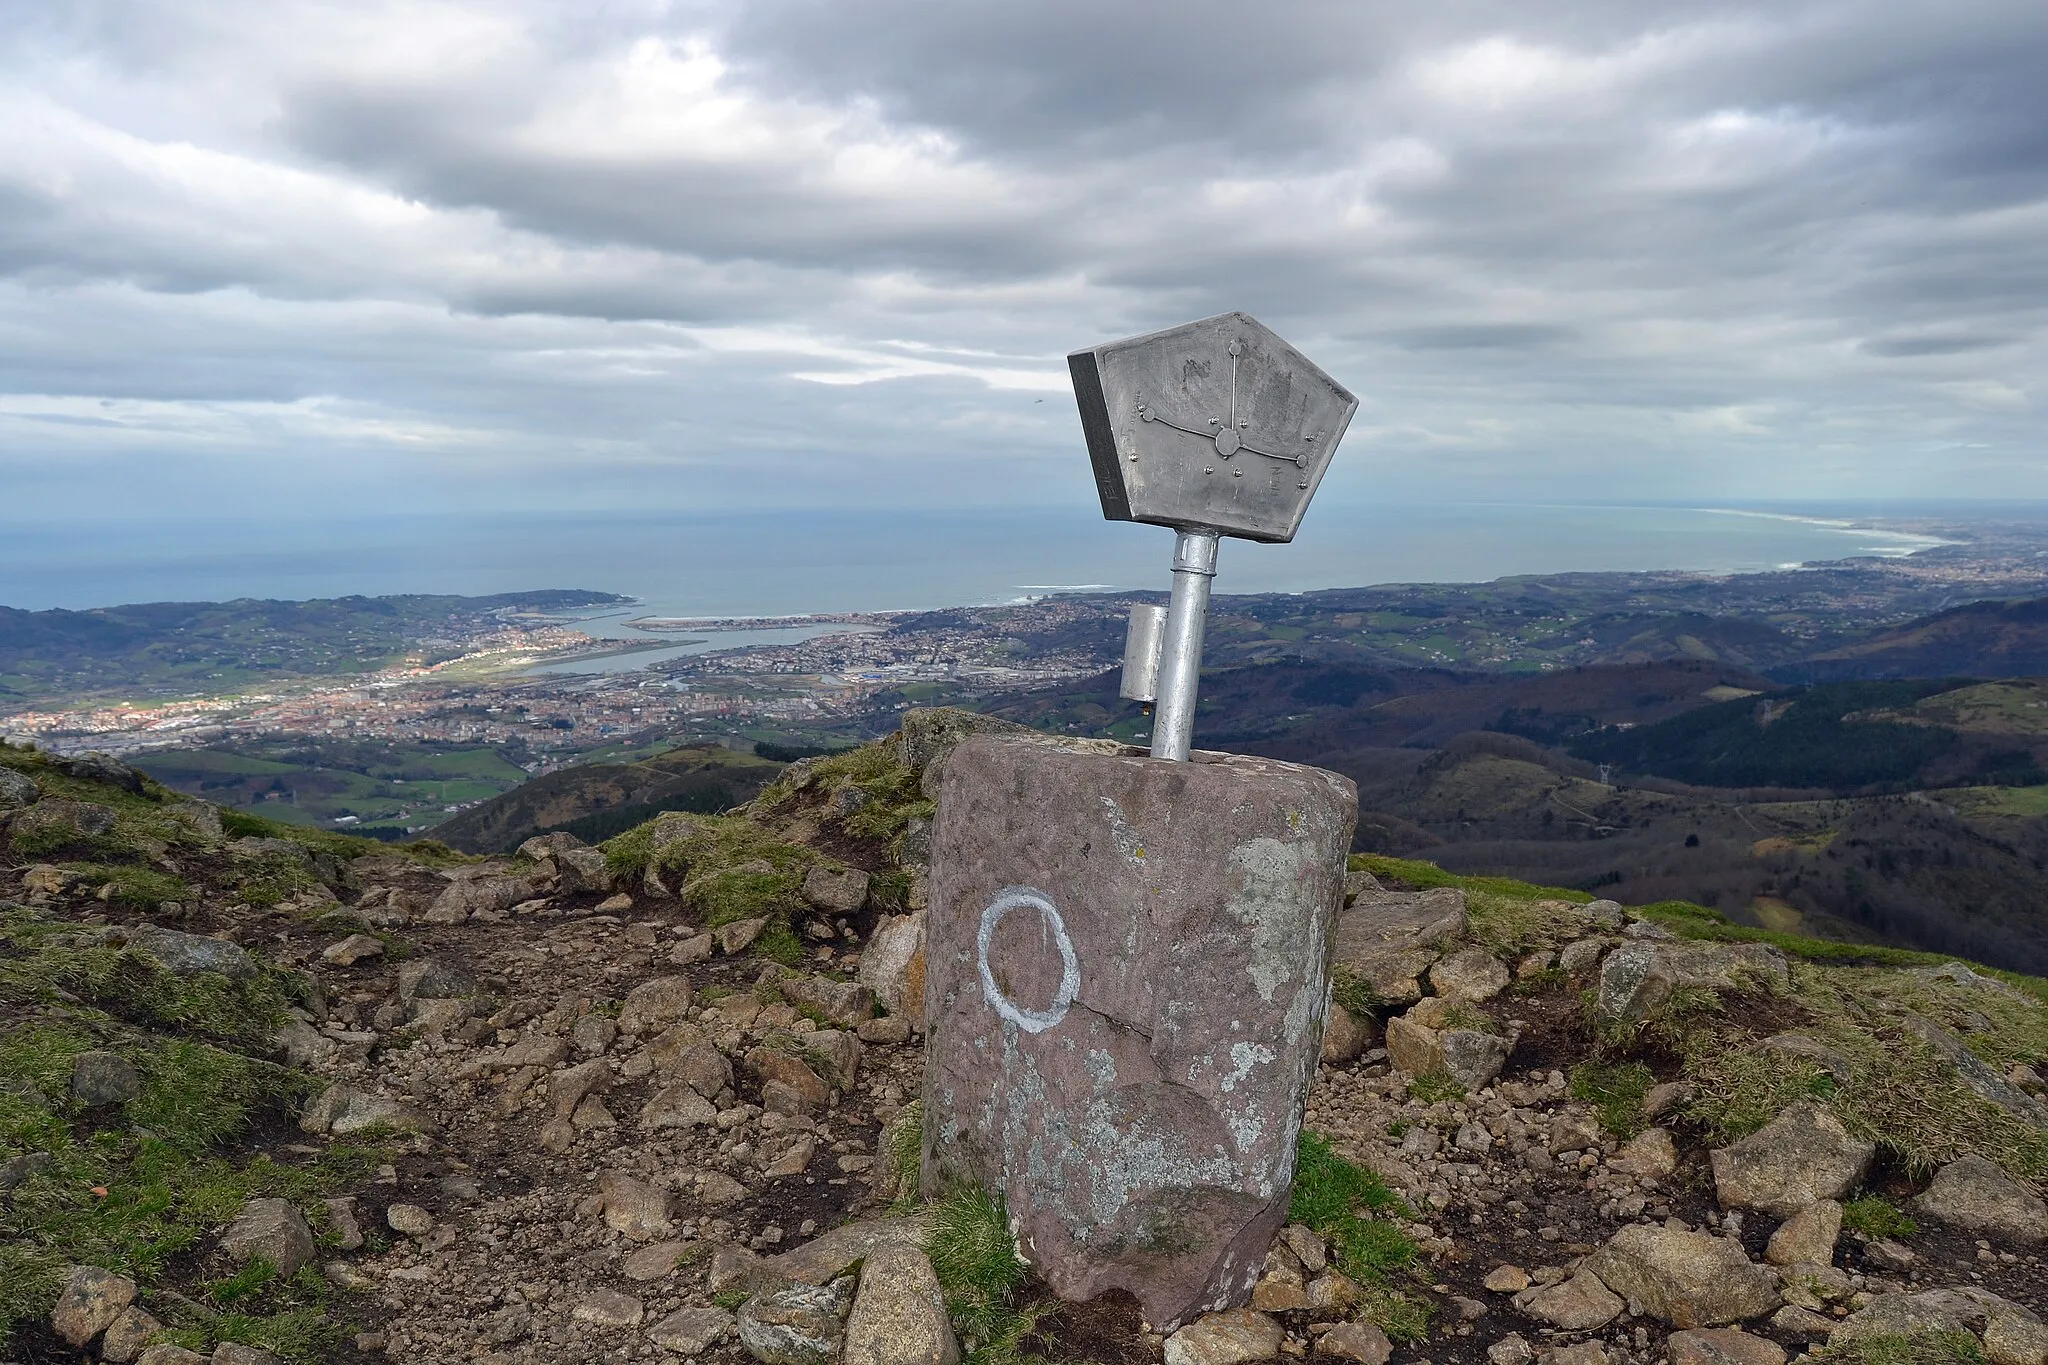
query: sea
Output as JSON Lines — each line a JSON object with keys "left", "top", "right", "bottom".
{"left": 0, "top": 502, "right": 1953, "bottom": 619}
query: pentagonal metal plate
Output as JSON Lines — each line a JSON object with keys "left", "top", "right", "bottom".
{"left": 1069, "top": 311, "right": 1357, "bottom": 543}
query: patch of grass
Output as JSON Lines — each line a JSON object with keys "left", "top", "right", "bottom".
{"left": 1351, "top": 854, "right": 1605, "bottom": 958}
{"left": 1842, "top": 1196, "right": 1917, "bottom": 1240}
{"left": 869, "top": 870, "right": 914, "bottom": 913}
{"left": 1440, "top": 1002, "right": 1494, "bottom": 1032}
{"left": 928, "top": 1185, "right": 1028, "bottom": 1302}
{"left": 1353, "top": 855, "right": 2048, "bottom": 1006}
{"left": 227, "top": 842, "right": 325, "bottom": 908}
{"left": 1512, "top": 966, "right": 1568, "bottom": 996}
{"left": 0, "top": 913, "right": 298, "bottom": 1048}
{"left": 130, "top": 1039, "right": 308, "bottom": 1151}
{"left": 218, "top": 807, "right": 381, "bottom": 861}
{"left": 1353, "top": 854, "right": 1589, "bottom": 904}
{"left": 0, "top": 1246, "right": 64, "bottom": 1346}
{"left": 712, "top": 1289, "right": 749, "bottom": 1312}
{"left": 1359, "top": 1286, "right": 1435, "bottom": 1345}
{"left": 926, "top": 1186, "right": 1052, "bottom": 1365}
{"left": 56, "top": 862, "right": 192, "bottom": 909}
{"left": 158, "top": 1260, "right": 343, "bottom": 1362}
{"left": 1681, "top": 1042, "right": 1832, "bottom": 1144}
{"left": 1290, "top": 1129, "right": 1414, "bottom": 1288}
{"left": 1677, "top": 962, "right": 2048, "bottom": 1180}
{"left": 757, "top": 740, "right": 933, "bottom": 848}
{"left": 0, "top": 1078, "right": 382, "bottom": 1349}
{"left": 1569, "top": 1062, "right": 1654, "bottom": 1138}
{"left": 754, "top": 917, "right": 807, "bottom": 967}
{"left": 1817, "top": 1333, "right": 1986, "bottom": 1365}
{"left": 882, "top": 1100, "right": 924, "bottom": 1207}
{"left": 1408, "top": 1070, "right": 1467, "bottom": 1104}
{"left": 1330, "top": 965, "right": 1379, "bottom": 1019}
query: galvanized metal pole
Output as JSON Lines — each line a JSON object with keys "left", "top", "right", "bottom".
{"left": 1150, "top": 529, "right": 1219, "bottom": 761}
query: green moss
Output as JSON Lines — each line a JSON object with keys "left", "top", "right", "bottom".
{"left": 1569, "top": 1062, "right": 1654, "bottom": 1139}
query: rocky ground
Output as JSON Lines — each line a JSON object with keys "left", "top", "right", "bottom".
{"left": 4, "top": 713, "right": 2047, "bottom": 1365}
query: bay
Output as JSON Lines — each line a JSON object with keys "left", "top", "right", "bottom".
{"left": 0, "top": 502, "right": 1949, "bottom": 616}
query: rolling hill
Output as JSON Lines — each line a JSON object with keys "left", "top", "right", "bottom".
{"left": 424, "top": 742, "right": 784, "bottom": 853}
{"left": 1783, "top": 593, "right": 2048, "bottom": 680}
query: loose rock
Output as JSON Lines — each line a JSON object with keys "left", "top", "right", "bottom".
{"left": 1320, "top": 1322, "right": 1394, "bottom": 1365}
{"left": 844, "top": 1244, "right": 959, "bottom": 1365}
{"left": 571, "top": 1289, "right": 646, "bottom": 1329}
{"left": 1709, "top": 1101, "right": 1873, "bottom": 1217}
{"left": 738, "top": 1281, "right": 855, "bottom": 1365}
{"left": 1914, "top": 1155, "right": 2048, "bottom": 1244}
{"left": 1666, "top": 1328, "right": 1787, "bottom": 1365}
{"left": 1514, "top": 1270, "right": 1625, "bottom": 1331}
{"left": 1584, "top": 1224, "right": 1780, "bottom": 1328}
{"left": 219, "top": 1197, "right": 316, "bottom": 1276}
{"left": 651, "top": 1306, "right": 736, "bottom": 1355}
{"left": 385, "top": 1203, "right": 435, "bottom": 1236}
{"left": 1765, "top": 1199, "right": 1842, "bottom": 1267}
{"left": 71, "top": 1050, "right": 141, "bottom": 1105}
{"left": 1162, "top": 1309, "right": 1285, "bottom": 1365}
{"left": 51, "top": 1265, "right": 136, "bottom": 1348}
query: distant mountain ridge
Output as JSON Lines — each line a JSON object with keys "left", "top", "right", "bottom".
{"left": 0, "top": 589, "right": 627, "bottom": 706}
{"left": 1781, "top": 594, "right": 2048, "bottom": 680}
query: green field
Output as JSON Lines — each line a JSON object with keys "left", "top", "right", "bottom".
{"left": 137, "top": 740, "right": 532, "bottom": 838}
{"left": 1938, "top": 784, "right": 2048, "bottom": 818}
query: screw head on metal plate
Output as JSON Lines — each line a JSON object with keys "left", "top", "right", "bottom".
{"left": 1068, "top": 311, "right": 1358, "bottom": 544}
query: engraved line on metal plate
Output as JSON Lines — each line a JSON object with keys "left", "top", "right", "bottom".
{"left": 1134, "top": 341, "right": 1309, "bottom": 468}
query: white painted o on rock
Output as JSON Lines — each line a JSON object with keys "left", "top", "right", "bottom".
{"left": 977, "top": 886, "right": 1080, "bottom": 1034}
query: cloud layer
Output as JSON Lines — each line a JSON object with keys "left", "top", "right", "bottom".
{"left": 2, "top": 0, "right": 2043, "bottom": 518}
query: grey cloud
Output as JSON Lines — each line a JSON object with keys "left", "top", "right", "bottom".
{"left": 0, "top": 0, "right": 2044, "bottom": 522}
{"left": 1861, "top": 334, "right": 2013, "bottom": 358}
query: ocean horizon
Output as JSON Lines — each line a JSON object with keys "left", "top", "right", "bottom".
{"left": 0, "top": 501, "right": 1972, "bottom": 617}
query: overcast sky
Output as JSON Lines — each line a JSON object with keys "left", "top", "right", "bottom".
{"left": 3, "top": 0, "right": 2044, "bottom": 521}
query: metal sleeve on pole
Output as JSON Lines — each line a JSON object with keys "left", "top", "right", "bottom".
{"left": 1149, "top": 529, "right": 1220, "bottom": 761}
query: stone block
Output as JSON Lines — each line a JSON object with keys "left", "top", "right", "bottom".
{"left": 922, "top": 737, "right": 1354, "bottom": 1330}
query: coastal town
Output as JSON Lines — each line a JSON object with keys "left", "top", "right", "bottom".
{"left": 0, "top": 597, "right": 1129, "bottom": 763}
